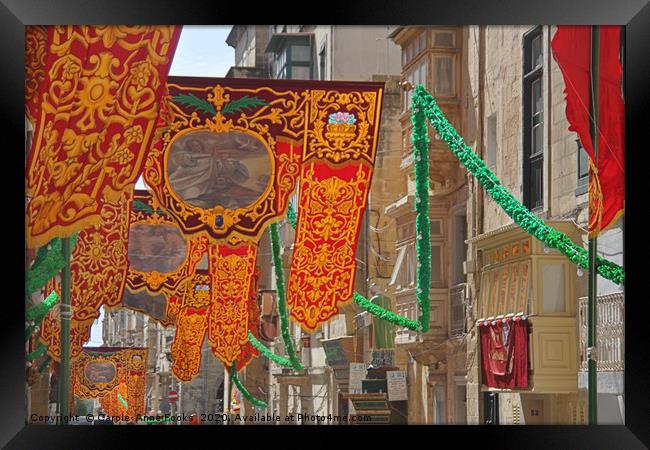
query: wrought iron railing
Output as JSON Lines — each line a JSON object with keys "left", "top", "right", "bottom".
{"left": 450, "top": 283, "right": 467, "bottom": 337}
{"left": 578, "top": 292, "right": 624, "bottom": 372}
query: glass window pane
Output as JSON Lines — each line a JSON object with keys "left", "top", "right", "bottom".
{"left": 434, "top": 57, "right": 454, "bottom": 96}
{"left": 419, "top": 32, "right": 426, "bottom": 52}
{"left": 542, "top": 263, "right": 566, "bottom": 313}
{"left": 533, "top": 123, "right": 543, "bottom": 154}
{"left": 529, "top": 158, "right": 543, "bottom": 209}
{"left": 532, "top": 79, "right": 542, "bottom": 114}
{"left": 291, "top": 65, "right": 311, "bottom": 80}
{"left": 291, "top": 45, "right": 311, "bottom": 62}
{"left": 531, "top": 35, "right": 542, "bottom": 69}
{"left": 420, "top": 62, "right": 427, "bottom": 87}
{"left": 431, "top": 245, "right": 442, "bottom": 282}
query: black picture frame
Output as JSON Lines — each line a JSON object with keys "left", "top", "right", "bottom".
{"left": 3, "top": 0, "right": 648, "bottom": 448}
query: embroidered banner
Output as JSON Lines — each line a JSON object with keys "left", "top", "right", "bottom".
{"left": 143, "top": 78, "right": 304, "bottom": 244}
{"left": 170, "top": 272, "right": 211, "bottom": 382}
{"left": 25, "top": 26, "right": 48, "bottom": 124}
{"left": 479, "top": 317, "right": 529, "bottom": 389}
{"left": 288, "top": 162, "right": 373, "bottom": 331}
{"left": 207, "top": 243, "right": 258, "bottom": 368}
{"left": 72, "top": 347, "right": 147, "bottom": 418}
{"left": 26, "top": 25, "right": 181, "bottom": 248}
{"left": 39, "top": 188, "right": 133, "bottom": 360}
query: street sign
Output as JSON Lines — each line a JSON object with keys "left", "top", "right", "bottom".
{"left": 168, "top": 390, "right": 179, "bottom": 402}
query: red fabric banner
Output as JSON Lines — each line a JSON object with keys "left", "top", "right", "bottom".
{"left": 288, "top": 162, "right": 373, "bottom": 331}
{"left": 207, "top": 243, "right": 258, "bottom": 368}
{"left": 25, "top": 25, "right": 181, "bottom": 248}
{"left": 479, "top": 317, "right": 529, "bottom": 389}
{"left": 39, "top": 188, "right": 133, "bottom": 361}
{"left": 551, "top": 26, "right": 625, "bottom": 236}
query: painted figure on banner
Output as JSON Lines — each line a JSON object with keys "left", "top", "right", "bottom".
{"left": 168, "top": 130, "right": 271, "bottom": 210}
{"left": 128, "top": 223, "right": 188, "bottom": 273}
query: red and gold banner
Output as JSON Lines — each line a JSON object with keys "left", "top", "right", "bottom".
{"left": 479, "top": 317, "right": 528, "bottom": 389}
{"left": 72, "top": 347, "right": 147, "bottom": 418}
{"left": 207, "top": 243, "right": 258, "bottom": 369}
{"left": 288, "top": 86, "right": 383, "bottom": 331}
{"left": 26, "top": 25, "right": 181, "bottom": 248}
{"left": 25, "top": 26, "right": 48, "bottom": 124}
{"left": 236, "top": 268, "right": 262, "bottom": 371}
{"left": 551, "top": 26, "right": 625, "bottom": 236}
{"left": 39, "top": 188, "right": 133, "bottom": 360}
{"left": 170, "top": 272, "right": 211, "bottom": 382}
{"left": 144, "top": 78, "right": 304, "bottom": 244}
{"left": 288, "top": 162, "right": 373, "bottom": 331}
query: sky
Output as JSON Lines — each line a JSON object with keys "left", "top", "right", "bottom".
{"left": 88, "top": 26, "right": 234, "bottom": 345}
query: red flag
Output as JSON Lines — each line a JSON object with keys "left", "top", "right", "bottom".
{"left": 551, "top": 26, "right": 625, "bottom": 236}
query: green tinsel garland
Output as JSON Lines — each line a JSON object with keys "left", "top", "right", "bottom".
{"left": 230, "top": 362, "right": 267, "bottom": 408}
{"left": 268, "top": 222, "right": 304, "bottom": 371}
{"left": 25, "top": 234, "right": 79, "bottom": 299}
{"left": 353, "top": 292, "right": 419, "bottom": 329}
{"left": 247, "top": 331, "right": 293, "bottom": 367}
{"left": 411, "top": 98, "right": 432, "bottom": 332}
{"left": 26, "top": 291, "right": 59, "bottom": 322}
{"left": 413, "top": 86, "right": 625, "bottom": 286}
{"left": 286, "top": 202, "right": 297, "bottom": 229}
{"left": 27, "top": 343, "right": 48, "bottom": 362}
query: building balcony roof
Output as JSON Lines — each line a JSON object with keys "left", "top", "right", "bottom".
{"left": 265, "top": 32, "right": 314, "bottom": 54}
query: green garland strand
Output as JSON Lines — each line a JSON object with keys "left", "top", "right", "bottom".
{"left": 27, "top": 343, "right": 48, "bottom": 362}
{"left": 230, "top": 362, "right": 267, "bottom": 408}
{"left": 25, "top": 234, "right": 79, "bottom": 299}
{"left": 26, "top": 291, "right": 59, "bottom": 322}
{"left": 411, "top": 97, "right": 432, "bottom": 332}
{"left": 413, "top": 86, "right": 625, "bottom": 286}
{"left": 286, "top": 202, "right": 298, "bottom": 229}
{"left": 247, "top": 331, "right": 294, "bottom": 367}
{"left": 353, "top": 292, "right": 419, "bottom": 329}
{"left": 268, "top": 222, "right": 304, "bottom": 371}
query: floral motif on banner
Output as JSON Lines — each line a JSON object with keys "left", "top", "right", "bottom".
{"left": 287, "top": 162, "right": 373, "bottom": 331}
{"left": 170, "top": 273, "right": 211, "bottom": 382}
{"left": 235, "top": 268, "right": 261, "bottom": 371}
{"left": 25, "top": 25, "right": 48, "bottom": 124}
{"left": 207, "top": 243, "right": 258, "bottom": 368}
{"left": 26, "top": 25, "right": 181, "bottom": 248}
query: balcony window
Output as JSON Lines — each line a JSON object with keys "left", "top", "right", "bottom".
{"left": 541, "top": 262, "right": 567, "bottom": 313}
{"left": 433, "top": 56, "right": 454, "bottom": 97}
{"left": 403, "top": 59, "right": 428, "bottom": 112}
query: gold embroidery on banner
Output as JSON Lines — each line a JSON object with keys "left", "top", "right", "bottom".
{"left": 305, "top": 90, "right": 378, "bottom": 164}
{"left": 207, "top": 244, "right": 257, "bottom": 367}
{"left": 287, "top": 163, "right": 372, "bottom": 331}
{"left": 25, "top": 26, "right": 48, "bottom": 124}
{"left": 26, "top": 26, "right": 178, "bottom": 248}
{"left": 170, "top": 273, "right": 210, "bottom": 382}
{"left": 144, "top": 83, "right": 304, "bottom": 243}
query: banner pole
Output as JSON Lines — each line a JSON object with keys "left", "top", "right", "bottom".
{"left": 587, "top": 25, "right": 600, "bottom": 425}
